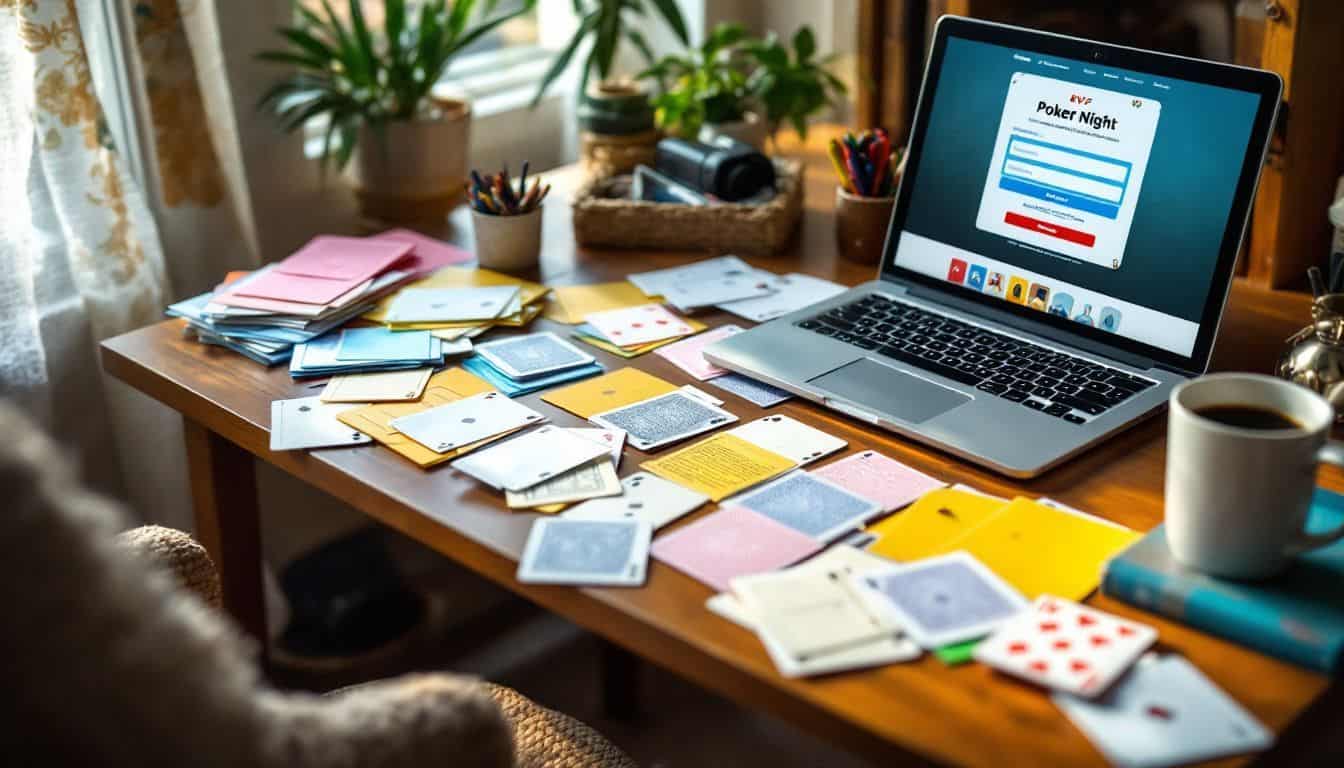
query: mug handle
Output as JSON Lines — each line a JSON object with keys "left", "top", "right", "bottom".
{"left": 1289, "top": 441, "right": 1344, "bottom": 554}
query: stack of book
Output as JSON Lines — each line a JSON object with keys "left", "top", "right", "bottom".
{"left": 167, "top": 230, "right": 472, "bottom": 365}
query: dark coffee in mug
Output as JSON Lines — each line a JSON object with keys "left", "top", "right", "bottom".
{"left": 1192, "top": 404, "right": 1302, "bottom": 431}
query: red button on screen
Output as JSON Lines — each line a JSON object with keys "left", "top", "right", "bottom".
{"left": 1004, "top": 212, "right": 1096, "bottom": 248}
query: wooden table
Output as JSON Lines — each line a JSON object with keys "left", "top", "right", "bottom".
{"left": 102, "top": 132, "right": 1340, "bottom": 766}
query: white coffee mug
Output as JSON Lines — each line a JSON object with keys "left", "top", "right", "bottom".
{"left": 1166, "top": 373, "right": 1344, "bottom": 578}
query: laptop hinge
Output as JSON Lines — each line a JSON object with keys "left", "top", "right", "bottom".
{"left": 900, "top": 280, "right": 1161, "bottom": 371}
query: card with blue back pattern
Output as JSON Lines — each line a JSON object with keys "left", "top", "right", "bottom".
{"left": 516, "top": 518, "right": 652, "bottom": 586}
{"left": 729, "top": 471, "right": 880, "bottom": 543}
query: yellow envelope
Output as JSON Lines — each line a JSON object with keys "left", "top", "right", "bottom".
{"left": 866, "top": 488, "right": 1009, "bottom": 562}
{"left": 544, "top": 282, "right": 662, "bottom": 324}
{"left": 541, "top": 368, "right": 680, "bottom": 419}
{"left": 336, "top": 368, "right": 496, "bottom": 467}
{"left": 364, "top": 267, "right": 550, "bottom": 323}
{"left": 943, "top": 497, "right": 1140, "bottom": 601}
{"left": 571, "top": 317, "right": 707, "bottom": 358}
{"left": 641, "top": 433, "right": 796, "bottom": 501}
{"left": 388, "top": 302, "right": 544, "bottom": 331}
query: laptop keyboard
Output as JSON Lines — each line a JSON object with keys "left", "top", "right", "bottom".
{"left": 796, "top": 294, "right": 1156, "bottom": 424}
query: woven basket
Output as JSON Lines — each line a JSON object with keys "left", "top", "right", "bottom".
{"left": 572, "top": 159, "right": 803, "bottom": 253}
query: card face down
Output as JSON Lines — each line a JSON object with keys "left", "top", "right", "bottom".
{"left": 590, "top": 390, "right": 737, "bottom": 451}
{"left": 706, "top": 372, "right": 794, "bottom": 407}
{"left": 270, "top": 397, "right": 371, "bottom": 451}
{"left": 727, "top": 415, "right": 847, "bottom": 466}
{"left": 390, "top": 391, "right": 545, "bottom": 454}
{"left": 730, "top": 471, "right": 881, "bottom": 543}
{"left": 855, "top": 552, "right": 1028, "bottom": 649}
{"left": 653, "top": 324, "right": 744, "bottom": 380}
{"left": 650, "top": 506, "right": 822, "bottom": 592}
{"left": 562, "top": 471, "right": 708, "bottom": 529}
{"left": 474, "top": 331, "right": 595, "bottom": 379}
{"left": 517, "top": 518, "right": 652, "bottom": 587}
{"left": 812, "top": 450, "right": 945, "bottom": 512}
{"left": 451, "top": 424, "right": 611, "bottom": 492}
{"left": 974, "top": 595, "right": 1157, "bottom": 698}
{"left": 1052, "top": 655, "right": 1273, "bottom": 768}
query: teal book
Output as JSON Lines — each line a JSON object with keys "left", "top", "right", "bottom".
{"left": 1103, "top": 488, "right": 1344, "bottom": 673}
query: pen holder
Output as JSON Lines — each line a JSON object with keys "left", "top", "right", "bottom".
{"left": 835, "top": 187, "right": 895, "bottom": 265}
{"left": 471, "top": 206, "right": 542, "bottom": 273}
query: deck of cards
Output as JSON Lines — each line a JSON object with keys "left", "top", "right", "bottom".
{"left": 464, "top": 331, "right": 604, "bottom": 396}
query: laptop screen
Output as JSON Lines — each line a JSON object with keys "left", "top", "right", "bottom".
{"left": 889, "top": 32, "right": 1266, "bottom": 362}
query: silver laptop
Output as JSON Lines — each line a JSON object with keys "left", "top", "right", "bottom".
{"left": 705, "top": 17, "right": 1282, "bottom": 477}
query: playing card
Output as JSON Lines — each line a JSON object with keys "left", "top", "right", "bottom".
{"left": 461, "top": 356, "right": 603, "bottom": 398}
{"left": 628, "top": 255, "right": 757, "bottom": 297}
{"left": 706, "top": 372, "right": 794, "bottom": 407}
{"left": 505, "top": 459, "right": 621, "bottom": 509}
{"left": 335, "top": 327, "right": 436, "bottom": 361}
{"left": 391, "top": 391, "right": 545, "bottom": 454}
{"left": 584, "top": 304, "right": 695, "bottom": 347}
{"left": 567, "top": 427, "right": 626, "bottom": 468}
{"left": 270, "top": 397, "right": 372, "bottom": 451}
{"left": 728, "top": 471, "right": 881, "bottom": 543}
{"left": 732, "top": 564, "right": 895, "bottom": 660}
{"left": 812, "top": 450, "right": 946, "bottom": 512}
{"left": 727, "top": 415, "right": 847, "bottom": 466}
{"left": 450, "top": 424, "right": 610, "bottom": 491}
{"left": 650, "top": 506, "right": 822, "bottom": 592}
{"left": 542, "top": 368, "right": 680, "bottom": 418}
{"left": 590, "top": 390, "right": 737, "bottom": 451}
{"left": 717, "top": 273, "right": 848, "bottom": 322}
{"left": 516, "top": 518, "right": 652, "bottom": 587}
{"left": 856, "top": 552, "right": 1028, "bottom": 648}
{"left": 320, "top": 368, "right": 433, "bottom": 403}
{"left": 662, "top": 274, "right": 776, "bottom": 310}
{"left": 562, "top": 471, "right": 708, "bottom": 529}
{"left": 473, "top": 332, "right": 596, "bottom": 379}
{"left": 1053, "top": 655, "right": 1273, "bottom": 768}
{"left": 335, "top": 367, "right": 496, "bottom": 467}
{"left": 384, "top": 285, "right": 520, "bottom": 323}
{"left": 653, "top": 325, "right": 744, "bottom": 380}
{"left": 974, "top": 595, "right": 1158, "bottom": 697}
{"left": 679, "top": 384, "right": 724, "bottom": 406}
{"left": 546, "top": 282, "right": 657, "bottom": 324}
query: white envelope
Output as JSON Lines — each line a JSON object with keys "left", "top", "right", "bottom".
{"left": 451, "top": 424, "right": 611, "bottom": 492}
{"left": 320, "top": 368, "right": 433, "bottom": 403}
{"left": 662, "top": 274, "right": 776, "bottom": 310}
{"left": 269, "top": 397, "right": 371, "bottom": 451}
{"left": 717, "top": 273, "right": 848, "bottom": 322}
{"left": 390, "top": 391, "right": 545, "bottom": 454}
{"left": 384, "top": 285, "right": 520, "bottom": 322}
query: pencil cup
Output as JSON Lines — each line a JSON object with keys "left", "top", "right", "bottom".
{"left": 472, "top": 206, "right": 542, "bottom": 273}
{"left": 835, "top": 188, "right": 895, "bottom": 265}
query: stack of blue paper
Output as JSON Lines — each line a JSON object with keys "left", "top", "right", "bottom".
{"left": 290, "top": 328, "right": 465, "bottom": 379}
{"left": 461, "top": 332, "right": 604, "bottom": 396}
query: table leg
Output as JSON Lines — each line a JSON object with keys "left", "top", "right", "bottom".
{"left": 184, "top": 418, "right": 268, "bottom": 658}
{"left": 599, "top": 639, "right": 641, "bottom": 720}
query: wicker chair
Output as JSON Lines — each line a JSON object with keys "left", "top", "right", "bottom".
{"left": 0, "top": 401, "right": 636, "bottom": 768}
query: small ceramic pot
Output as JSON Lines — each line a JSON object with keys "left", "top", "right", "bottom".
{"left": 699, "top": 112, "right": 767, "bottom": 150}
{"left": 354, "top": 97, "right": 471, "bottom": 225}
{"left": 835, "top": 187, "right": 895, "bottom": 264}
{"left": 472, "top": 206, "right": 542, "bottom": 273}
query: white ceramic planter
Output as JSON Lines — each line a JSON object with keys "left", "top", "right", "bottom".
{"left": 353, "top": 98, "right": 471, "bottom": 223}
{"left": 472, "top": 206, "right": 542, "bottom": 273}
{"left": 699, "top": 111, "right": 767, "bottom": 150}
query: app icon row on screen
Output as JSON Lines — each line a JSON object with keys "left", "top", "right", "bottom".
{"left": 944, "top": 258, "right": 1121, "bottom": 333}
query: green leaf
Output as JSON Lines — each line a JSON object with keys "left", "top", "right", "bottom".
{"left": 256, "top": 49, "right": 330, "bottom": 73}
{"left": 446, "top": 0, "right": 473, "bottom": 42}
{"left": 276, "top": 26, "right": 338, "bottom": 65}
{"left": 792, "top": 26, "right": 815, "bottom": 62}
{"left": 706, "top": 22, "right": 745, "bottom": 53}
{"left": 531, "top": 10, "right": 597, "bottom": 106}
{"left": 440, "top": 0, "right": 536, "bottom": 69}
{"left": 318, "top": 0, "right": 367, "bottom": 85}
{"left": 592, "top": 0, "right": 621, "bottom": 80}
{"left": 347, "top": 0, "right": 380, "bottom": 85}
{"left": 646, "top": 0, "right": 688, "bottom": 44}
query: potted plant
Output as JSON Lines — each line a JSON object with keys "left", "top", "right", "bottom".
{"left": 638, "top": 23, "right": 767, "bottom": 149}
{"left": 745, "top": 26, "right": 848, "bottom": 145}
{"left": 258, "top": 0, "right": 534, "bottom": 224}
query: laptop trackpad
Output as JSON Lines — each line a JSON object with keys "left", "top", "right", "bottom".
{"left": 808, "top": 358, "right": 971, "bottom": 424}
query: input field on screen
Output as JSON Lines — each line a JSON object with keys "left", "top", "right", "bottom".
{"left": 1005, "top": 137, "right": 1129, "bottom": 183}
{"left": 1001, "top": 160, "right": 1124, "bottom": 203}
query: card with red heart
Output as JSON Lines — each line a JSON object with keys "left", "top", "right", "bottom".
{"left": 973, "top": 595, "right": 1156, "bottom": 698}
{"left": 584, "top": 304, "right": 695, "bottom": 347}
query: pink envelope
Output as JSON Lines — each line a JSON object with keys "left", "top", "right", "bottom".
{"left": 651, "top": 506, "right": 822, "bottom": 592}
{"left": 230, "top": 269, "right": 365, "bottom": 306}
{"left": 811, "top": 450, "right": 945, "bottom": 512}
{"left": 367, "top": 229, "right": 474, "bottom": 275}
{"left": 280, "top": 236, "right": 412, "bottom": 281}
{"left": 653, "top": 325, "right": 744, "bottom": 380}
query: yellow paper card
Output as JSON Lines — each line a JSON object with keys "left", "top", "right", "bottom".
{"left": 544, "top": 282, "right": 662, "bottom": 324}
{"left": 337, "top": 368, "right": 496, "bottom": 467}
{"left": 364, "top": 267, "right": 549, "bottom": 323}
{"left": 943, "top": 497, "right": 1140, "bottom": 601}
{"left": 866, "top": 488, "right": 1009, "bottom": 562}
{"left": 389, "top": 302, "right": 543, "bottom": 331}
{"left": 641, "top": 433, "right": 795, "bottom": 501}
{"left": 541, "top": 368, "right": 680, "bottom": 419}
